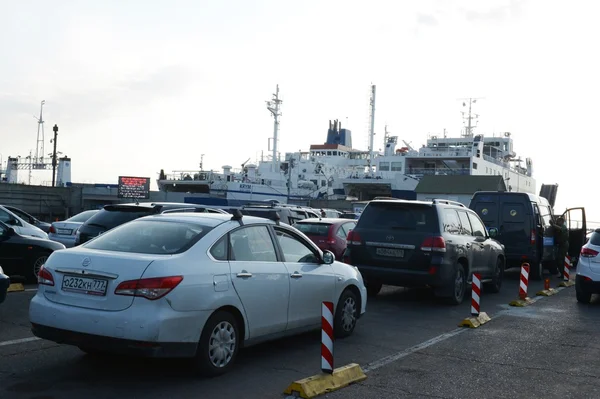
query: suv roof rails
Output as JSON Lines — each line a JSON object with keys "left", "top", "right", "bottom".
{"left": 432, "top": 199, "right": 466, "bottom": 208}
{"left": 231, "top": 209, "right": 244, "bottom": 225}
{"left": 372, "top": 196, "right": 399, "bottom": 200}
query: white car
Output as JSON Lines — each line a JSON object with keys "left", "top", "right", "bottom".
{"left": 0, "top": 205, "right": 48, "bottom": 239}
{"left": 576, "top": 228, "right": 600, "bottom": 303}
{"left": 29, "top": 211, "right": 367, "bottom": 375}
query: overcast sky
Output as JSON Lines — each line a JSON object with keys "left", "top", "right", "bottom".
{"left": 1, "top": 0, "right": 598, "bottom": 224}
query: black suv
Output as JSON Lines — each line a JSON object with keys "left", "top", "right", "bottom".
{"left": 344, "top": 199, "right": 505, "bottom": 304}
{"left": 75, "top": 202, "right": 227, "bottom": 245}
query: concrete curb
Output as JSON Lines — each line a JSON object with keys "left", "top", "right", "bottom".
{"left": 7, "top": 283, "right": 25, "bottom": 292}
{"left": 458, "top": 312, "right": 491, "bottom": 328}
{"left": 284, "top": 363, "right": 366, "bottom": 398}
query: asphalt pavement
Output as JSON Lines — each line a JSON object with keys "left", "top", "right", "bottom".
{"left": 1, "top": 268, "right": 597, "bottom": 399}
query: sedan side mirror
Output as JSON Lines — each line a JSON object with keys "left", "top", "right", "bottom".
{"left": 322, "top": 250, "right": 335, "bottom": 265}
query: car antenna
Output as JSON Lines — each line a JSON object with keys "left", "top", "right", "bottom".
{"left": 231, "top": 209, "right": 244, "bottom": 225}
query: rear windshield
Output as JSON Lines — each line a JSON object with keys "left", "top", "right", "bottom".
{"left": 84, "top": 207, "right": 156, "bottom": 230}
{"left": 294, "top": 223, "right": 332, "bottom": 236}
{"left": 589, "top": 232, "right": 600, "bottom": 246}
{"left": 67, "top": 210, "right": 98, "bottom": 223}
{"left": 358, "top": 203, "right": 437, "bottom": 231}
{"left": 83, "top": 220, "right": 212, "bottom": 254}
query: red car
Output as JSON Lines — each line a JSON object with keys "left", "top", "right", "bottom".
{"left": 293, "top": 218, "right": 357, "bottom": 260}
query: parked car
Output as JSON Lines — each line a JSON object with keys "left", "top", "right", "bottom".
{"left": 0, "top": 205, "right": 48, "bottom": 239}
{"left": 75, "top": 202, "right": 227, "bottom": 246}
{"left": 29, "top": 211, "right": 366, "bottom": 375}
{"left": 343, "top": 198, "right": 505, "bottom": 304}
{"left": 0, "top": 221, "right": 65, "bottom": 283}
{"left": 48, "top": 210, "right": 100, "bottom": 247}
{"left": 0, "top": 266, "right": 9, "bottom": 304}
{"left": 293, "top": 218, "right": 357, "bottom": 260}
{"left": 339, "top": 212, "right": 360, "bottom": 220}
{"left": 469, "top": 191, "right": 586, "bottom": 279}
{"left": 4, "top": 206, "right": 52, "bottom": 233}
{"left": 575, "top": 228, "right": 600, "bottom": 303}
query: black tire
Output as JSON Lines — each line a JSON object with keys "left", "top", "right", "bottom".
{"left": 30, "top": 253, "right": 50, "bottom": 284}
{"left": 444, "top": 263, "right": 467, "bottom": 305}
{"left": 530, "top": 260, "right": 543, "bottom": 281}
{"left": 485, "top": 258, "right": 504, "bottom": 294}
{"left": 576, "top": 284, "right": 592, "bottom": 304}
{"left": 193, "top": 311, "right": 240, "bottom": 377}
{"left": 334, "top": 289, "right": 359, "bottom": 339}
{"left": 366, "top": 281, "right": 382, "bottom": 297}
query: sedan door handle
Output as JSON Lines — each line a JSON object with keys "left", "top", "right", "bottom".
{"left": 291, "top": 272, "right": 303, "bottom": 279}
{"left": 236, "top": 272, "right": 253, "bottom": 278}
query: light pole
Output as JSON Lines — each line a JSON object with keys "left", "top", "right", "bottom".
{"left": 51, "top": 124, "right": 58, "bottom": 187}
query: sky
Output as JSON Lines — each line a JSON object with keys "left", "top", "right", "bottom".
{"left": 1, "top": 0, "right": 599, "bottom": 224}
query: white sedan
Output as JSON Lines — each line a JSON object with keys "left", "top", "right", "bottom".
{"left": 29, "top": 211, "right": 367, "bottom": 376}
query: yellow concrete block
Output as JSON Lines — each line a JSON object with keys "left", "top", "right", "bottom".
{"left": 7, "top": 283, "right": 24, "bottom": 292}
{"left": 509, "top": 297, "right": 534, "bottom": 307}
{"left": 558, "top": 280, "right": 575, "bottom": 288}
{"left": 458, "top": 312, "right": 491, "bottom": 328}
{"left": 536, "top": 288, "right": 558, "bottom": 297}
{"left": 283, "top": 363, "right": 367, "bottom": 398}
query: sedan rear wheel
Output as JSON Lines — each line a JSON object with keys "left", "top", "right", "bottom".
{"left": 194, "top": 311, "right": 239, "bottom": 376}
{"left": 31, "top": 254, "right": 49, "bottom": 283}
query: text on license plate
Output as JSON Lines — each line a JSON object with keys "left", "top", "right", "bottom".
{"left": 61, "top": 276, "right": 108, "bottom": 296}
{"left": 56, "top": 228, "right": 72, "bottom": 235}
{"left": 376, "top": 248, "right": 404, "bottom": 257}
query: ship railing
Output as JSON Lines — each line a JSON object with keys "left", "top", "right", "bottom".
{"left": 161, "top": 171, "right": 216, "bottom": 182}
{"left": 482, "top": 154, "right": 510, "bottom": 168}
{"left": 405, "top": 168, "right": 471, "bottom": 176}
{"left": 417, "top": 149, "right": 473, "bottom": 157}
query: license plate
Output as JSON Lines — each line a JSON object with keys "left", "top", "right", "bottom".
{"left": 61, "top": 275, "right": 108, "bottom": 296}
{"left": 376, "top": 248, "right": 405, "bottom": 257}
{"left": 56, "top": 228, "right": 72, "bottom": 235}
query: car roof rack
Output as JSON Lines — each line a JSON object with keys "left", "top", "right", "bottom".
{"left": 431, "top": 199, "right": 466, "bottom": 208}
{"left": 373, "top": 196, "right": 399, "bottom": 200}
{"left": 231, "top": 209, "right": 244, "bottom": 225}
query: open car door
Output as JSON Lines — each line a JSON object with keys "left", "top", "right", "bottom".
{"left": 562, "top": 207, "right": 586, "bottom": 266}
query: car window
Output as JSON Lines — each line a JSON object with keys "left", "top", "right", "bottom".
{"left": 229, "top": 226, "right": 277, "bottom": 262}
{"left": 443, "top": 209, "right": 461, "bottom": 234}
{"left": 589, "top": 232, "right": 600, "bottom": 246}
{"left": 66, "top": 210, "right": 98, "bottom": 223}
{"left": 358, "top": 203, "right": 437, "bottom": 231}
{"left": 84, "top": 208, "right": 155, "bottom": 230}
{"left": 538, "top": 204, "right": 552, "bottom": 226}
{"left": 336, "top": 225, "right": 347, "bottom": 239}
{"left": 0, "top": 209, "right": 12, "bottom": 223}
{"left": 457, "top": 211, "right": 473, "bottom": 235}
{"left": 83, "top": 220, "right": 212, "bottom": 254}
{"left": 501, "top": 203, "right": 526, "bottom": 223}
{"left": 274, "top": 228, "right": 320, "bottom": 263}
{"left": 210, "top": 235, "right": 228, "bottom": 261}
{"left": 7, "top": 208, "right": 28, "bottom": 220}
{"left": 467, "top": 213, "right": 486, "bottom": 237}
{"left": 294, "top": 223, "right": 331, "bottom": 236}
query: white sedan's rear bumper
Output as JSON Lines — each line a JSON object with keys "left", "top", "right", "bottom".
{"left": 29, "top": 292, "right": 211, "bottom": 357}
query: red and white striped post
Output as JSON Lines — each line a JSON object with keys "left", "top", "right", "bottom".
{"left": 321, "top": 301, "right": 334, "bottom": 374}
{"left": 519, "top": 263, "right": 530, "bottom": 300}
{"left": 563, "top": 256, "right": 571, "bottom": 281}
{"left": 471, "top": 273, "right": 481, "bottom": 316}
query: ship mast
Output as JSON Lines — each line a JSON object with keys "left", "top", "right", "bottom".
{"left": 266, "top": 85, "right": 282, "bottom": 172}
{"left": 368, "top": 84, "right": 376, "bottom": 172}
{"left": 459, "top": 97, "right": 483, "bottom": 137}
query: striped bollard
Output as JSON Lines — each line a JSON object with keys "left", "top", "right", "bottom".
{"left": 563, "top": 256, "right": 571, "bottom": 281}
{"left": 321, "top": 301, "right": 334, "bottom": 374}
{"left": 471, "top": 273, "right": 481, "bottom": 316}
{"left": 519, "top": 263, "right": 530, "bottom": 300}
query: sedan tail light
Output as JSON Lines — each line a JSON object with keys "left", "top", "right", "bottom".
{"left": 114, "top": 276, "right": 183, "bottom": 300}
{"left": 581, "top": 247, "right": 599, "bottom": 258}
{"left": 38, "top": 265, "right": 55, "bottom": 286}
{"left": 49, "top": 225, "right": 56, "bottom": 234}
